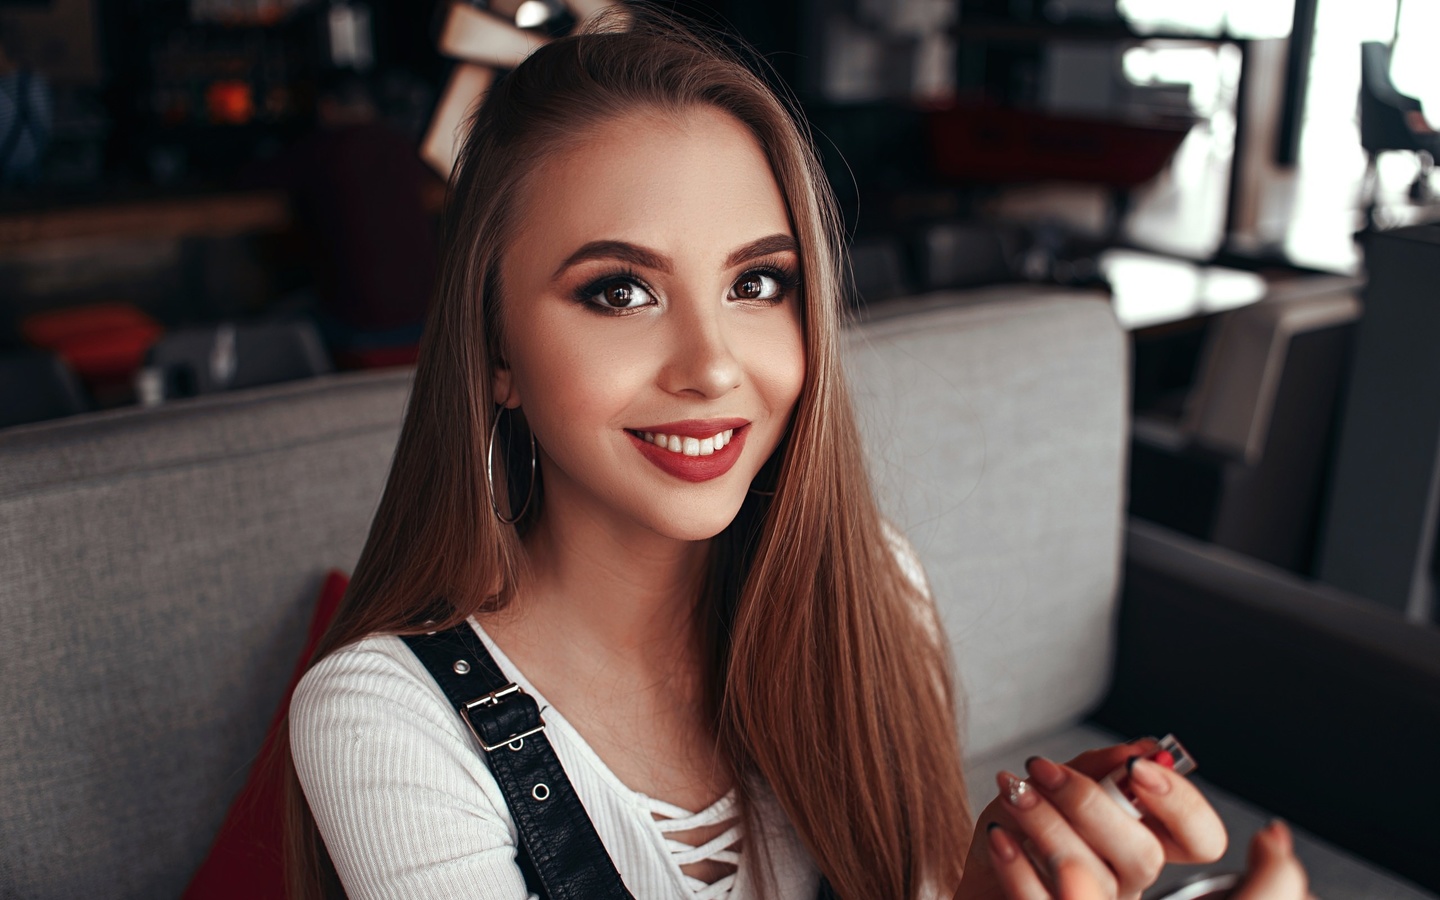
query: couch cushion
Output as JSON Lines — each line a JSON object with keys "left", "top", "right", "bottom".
{"left": 845, "top": 288, "right": 1128, "bottom": 760}
{"left": 0, "top": 371, "right": 409, "bottom": 899}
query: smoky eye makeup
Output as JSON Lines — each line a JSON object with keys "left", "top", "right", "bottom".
{"left": 568, "top": 256, "right": 802, "bottom": 316}
{"left": 729, "top": 258, "right": 801, "bottom": 303}
{"left": 572, "top": 268, "right": 658, "bottom": 314}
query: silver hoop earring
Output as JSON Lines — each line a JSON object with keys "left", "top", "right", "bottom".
{"left": 486, "top": 408, "right": 536, "bottom": 525}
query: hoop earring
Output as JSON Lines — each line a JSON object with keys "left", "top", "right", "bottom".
{"left": 486, "top": 408, "right": 536, "bottom": 525}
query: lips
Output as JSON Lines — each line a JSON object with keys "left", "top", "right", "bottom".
{"left": 625, "top": 418, "right": 749, "bottom": 483}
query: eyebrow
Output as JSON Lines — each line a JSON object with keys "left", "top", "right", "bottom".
{"left": 552, "top": 233, "right": 798, "bottom": 279}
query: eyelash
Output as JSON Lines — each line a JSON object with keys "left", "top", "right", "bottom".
{"left": 573, "top": 261, "right": 801, "bottom": 315}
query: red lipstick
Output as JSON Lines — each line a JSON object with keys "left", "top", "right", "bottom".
{"left": 626, "top": 419, "right": 749, "bottom": 483}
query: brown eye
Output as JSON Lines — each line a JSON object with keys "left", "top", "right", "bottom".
{"left": 729, "top": 271, "right": 782, "bottom": 302}
{"left": 581, "top": 278, "right": 654, "bottom": 312}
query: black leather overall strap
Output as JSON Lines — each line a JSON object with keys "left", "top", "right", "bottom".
{"left": 402, "top": 621, "right": 841, "bottom": 900}
{"left": 401, "top": 624, "right": 634, "bottom": 900}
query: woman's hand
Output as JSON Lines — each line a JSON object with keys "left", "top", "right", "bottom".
{"left": 1004, "top": 822, "right": 1308, "bottom": 900}
{"left": 955, "top": 740, "right": 1227, "bottom": 900}
{"left": 956, "top": 741, "right": 1312, "bottom": 900}
{"left": 1230, "top": 821, "right": 1311, "bottom": 900}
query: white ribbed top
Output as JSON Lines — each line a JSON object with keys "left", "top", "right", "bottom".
{"left": 290, "top": 620, "right": 820, "bottom": 900}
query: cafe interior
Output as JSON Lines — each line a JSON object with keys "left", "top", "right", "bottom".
{"left": 1, "top": 0, "right": 1438, "bottom": 898}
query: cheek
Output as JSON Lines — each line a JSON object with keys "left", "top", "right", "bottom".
{"left": 508, "top": 317, "right": 650, "bottom": 422}
{"left": 748, "top": 306, "right": 807, "bottom": 416}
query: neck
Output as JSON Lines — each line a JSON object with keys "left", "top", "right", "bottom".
{"left": 516, "top": 500, "right": 711, "bottom": 678}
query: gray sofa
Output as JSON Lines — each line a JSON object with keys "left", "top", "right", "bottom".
{"left": 1, "top": 288, "right": 1434, "bottom": 898}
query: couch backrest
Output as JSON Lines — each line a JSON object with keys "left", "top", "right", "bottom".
{"left": 845, "top": 288, "right": 1127, "bottom": 760}
{"left": 0, "top": 289, "right": 1127, "bottom": 897}
{"left": 0, "top": 371, "right": 411, "bottom": 899}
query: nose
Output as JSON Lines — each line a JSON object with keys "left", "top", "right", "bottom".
{"left": 657, "top": 299, "right": 742, "bottom": 400}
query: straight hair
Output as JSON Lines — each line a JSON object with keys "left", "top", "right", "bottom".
{"left": 283, "top": 11, "right": 972, "bottom": 898}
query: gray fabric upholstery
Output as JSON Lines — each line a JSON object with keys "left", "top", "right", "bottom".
{"left": 0, "top": 371, "right": 410, "bottom": 899}
{"left": 846, "top": 288, "right": 1128, "bottom": 760}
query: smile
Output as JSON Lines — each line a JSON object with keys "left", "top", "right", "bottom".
{"left": 625, "top": 419, "right": 749, "bottom": 483}
{"left": 634, "top": 428, "right": 734, "bottom": 457}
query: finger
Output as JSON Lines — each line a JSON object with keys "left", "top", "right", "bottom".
{"left": 1124, "top": 756, "right": 1228, "bottom": 863}
{"left": 1054, "top": 857, "right": 1111, "bottom": 900}
{"left": 985, "top": 822, "right": 1053, "bottom": 900}
{"left": 996, "top": 771, "right": 1117, "bottom": 896}
{"left": 1024, "top": 756, "right": 1165, "bottom": 896}
{"left": 1232, "top": 821, "right": 1309, "bottom": 900}
{"left": 1064, "top": 738, "right": 1161, "bottom": 781}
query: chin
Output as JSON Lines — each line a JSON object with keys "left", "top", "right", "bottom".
{"left": 643, "top": 495, "right": 748, "bottom": 542}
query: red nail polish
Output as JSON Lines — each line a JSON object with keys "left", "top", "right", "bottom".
{"left": 1099, "top": 733, "right": 1196, "bottom": 818}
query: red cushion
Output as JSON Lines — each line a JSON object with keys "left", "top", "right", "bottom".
{"left": 21, "top": 303, "right": 163, "bottom": 382}
{"left": 183, "top": 570, "right": 349, "bottom": 900}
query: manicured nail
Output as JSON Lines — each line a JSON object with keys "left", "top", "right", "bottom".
{"left": 998, "top": 771, "right": 1038, "bottom": 809}
{"left": 987, "top": 821, "right": 1019, "bottom": 863}
{"left": 1025, "top": 756, "right": 1067, "bottom": 791}
{"left": 1127, "top": 756, "right": 1171, "bottom": 795}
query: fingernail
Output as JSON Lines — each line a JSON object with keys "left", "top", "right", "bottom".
{"left": 1127, "top": 756, "right": 1171, "bottom": 795}
{"left": 986, "top": 821, "right": 1019, "bottom": 863}
{"left": 998, "top": 771, "right": 1038, "bottom": 809}
{"left": 1127, "top": 735, "right": 1160, "bottom": 745}
{"left": 1024, "top": 756, "right": 1067, "bottom": 791}
{"left": 1267, "top": 818, "right": 1294, "bottom": 853}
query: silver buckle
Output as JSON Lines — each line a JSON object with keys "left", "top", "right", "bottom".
{"left": 463, "top": 682, "right": 546, "bottom": 752}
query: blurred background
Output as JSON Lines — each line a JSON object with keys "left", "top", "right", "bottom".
{"left": 2, "top": 0, "right": 1440, "bottom": 894}
{"left": 4, "top": 0, "right": 1440, "bottom": 611}
{"left": 6, "top": 0, "right": 1437, "bottom": 620}
{"left": 3, "top": 3, "right": 1438, "bottom": 608}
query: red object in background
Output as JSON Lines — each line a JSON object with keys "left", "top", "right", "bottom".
{"left": 927, "top": 105, "right": 1193, "bottom": 188}
{"left": 331, "top": 344, "right": 421, "bottom": 370}
{"left": 183, "top": 570, "right": 350, "bottom": 900}
{"left": 21, "top": 303, "right": 163, "bottom": 389}
{"left": 206, "top": 80, "right": 256, "bottom": 126}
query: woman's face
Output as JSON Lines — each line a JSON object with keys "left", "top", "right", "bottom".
{"left": 495, "top": 104, "right": 806, "bottom": 543}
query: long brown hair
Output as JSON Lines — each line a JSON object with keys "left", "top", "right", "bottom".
{"left": 283, "top": 11, "right": 971, "bottom": 899}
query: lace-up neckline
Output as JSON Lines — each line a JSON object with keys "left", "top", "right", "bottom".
{"left": 470, "top": 620, "right": 746, "bottom": 899}
{"left": 647, "top": 792, "right": 742, "bottom": 900}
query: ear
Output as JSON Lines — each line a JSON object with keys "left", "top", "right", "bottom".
{"left": 491, "top": 362, "right": 522, "bottom": 410}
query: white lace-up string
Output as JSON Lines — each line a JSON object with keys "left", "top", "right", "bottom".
{"left": 646, "top": 793, "right": 742, "bottom": 900}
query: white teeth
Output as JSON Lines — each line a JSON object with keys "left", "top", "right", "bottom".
{"left": 638, "top": 429, "right": 736, "bottom": 456}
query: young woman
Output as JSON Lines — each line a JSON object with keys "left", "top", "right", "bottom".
{"left": 285, "top": 14, "right": 1307, "bottom": 900}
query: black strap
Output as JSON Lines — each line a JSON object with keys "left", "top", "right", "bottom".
{"left": 402, "top": 621, "right": 841, "bottom": 900}
{"left": 401, "top": 624, "right": 635, "bottom": 900}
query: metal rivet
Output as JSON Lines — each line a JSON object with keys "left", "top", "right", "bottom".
{"left": 424, "top": 619, "right": 438, "bottom": 636}
{"left": 508, "top": 738, "right": 525, "bottom": 751}
{"left": 531, "top": 783, "right": 550, "bottom": 801}
{"left": 453, "top": 659, "right": 471, "bottom": 675}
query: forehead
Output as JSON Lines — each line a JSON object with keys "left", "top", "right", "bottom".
{"left": 505, "top": 105, "right": 793, "bottom": 277}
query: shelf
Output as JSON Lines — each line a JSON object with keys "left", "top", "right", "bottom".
{"left": 0, "top": 190, "right": 291, "bottom": 247}
{"left": 953, "top": 20, "right": 1244, "bottom": 44}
